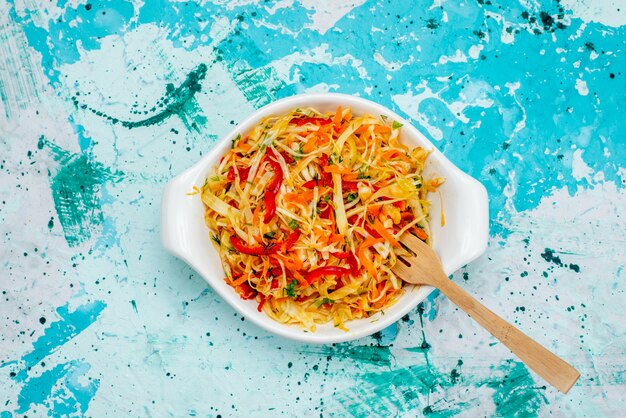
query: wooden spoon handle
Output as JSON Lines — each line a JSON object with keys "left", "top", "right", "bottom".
{"left": 436, "top": 277, "right": 580, "bottom": 393}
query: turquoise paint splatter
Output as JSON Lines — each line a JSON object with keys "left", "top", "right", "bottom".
{"left": 487, "top": 360, "right": 548, "bottom": 417}
{"left": 302, "top": 344, "right": 393, "bottom": 367}
{"left": 73, "top": 64, "right": 209, "bottom": 132}
{"left": 7, "top": 300, "right": 106, "bottom": 382}
{"left": 14, "top": 360, "right": 100, "bottom": 415}
{"left": 55, "top": 361, "right": 100, "bottom": 416}
{"left": 227, "top": 62, "right": 288, "bottom": 110}
{"left": 40, "top": 137, "right": 122, "bottom": 247}
{"left": 330, "top": 359, "right": 546, "bottom": 417}
{"left": 16, "top": 362, "right": 72, "bottom": 413}
{"left": 6, "top": 0, "right": 135, "bottom": 85}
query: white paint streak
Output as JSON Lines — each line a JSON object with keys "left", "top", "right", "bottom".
{"left": 299, "top": 0, "right": 367, "bottom": 34}
{"left": 438, "top": 49, "right": 468, "bottom": 64}
{"left": 571, "top": 149, "right": 593, "bottom": 181}
{"left": 373, "top": 52, "right": 414, "bottom": 72}
{"left": 575, "top": 78, "right": 589, "bottom": 96}
{"left": 468, "top": 44, "right": 484, "bottom": 59}
{"left": 561, "top": 0, "right": 626, "bottom": 27}
{"left": 269, "top": 44, "right": 368, "bottom": 84}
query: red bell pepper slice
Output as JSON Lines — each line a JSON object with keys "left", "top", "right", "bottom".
{"left": 332, "top": 252, "right": 359, "bottom": 276}
{"left": 257, "top": 294, "right": 266, "bottom": 311}
{"left": 230, "top": 236, "right": 280, "bottom": 256}
{"left": 235, "top": 281, "right": 257, "bottom": 300}
{"left": 279, "top": 151, "right": 294, "bottom": 164}
{"left": 304, "top": 265, "right": 352, "bottom": 285}
{"left": 284, "top": 228, "right": 301, "bottom": 249}
{"left": 332, "top": 251, "right": 351, "bottom": 259}
{"left": 318, "top": 153, "right": 332, "bottom": 181}
{"left": 303, "top": 179, "right": 333, "bottom": 188}
{"left": 226, "top": 166, "right": 251, "bottom": 182}
{"left": 230, "top": 228, "right": 299, "bottom": 257}
{"left": 303, "top": 179, "right": 359, "bottom": 192}
{"left": 290, "top": 117, "right": 332, "bottom": 126}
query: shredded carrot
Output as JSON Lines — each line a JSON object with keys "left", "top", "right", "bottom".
{"left": 342, "top": 173, "right": 360, "bottom": 182}
{"left": 358, "top": 237, "right": 383, "bottom": 278}
{"left": 373, "top": 125, "right": 391, "bottom": 134}
{"left": 327, "top": 233, "right": 344, "bottom": 244}
{"left": 412, "top": 226, "right": 428, "bottom": 241}
{"left": 373, "top": 218, "right": 400, "bottom": 248}
{"left": 323, "top": 165, "right": 353, "bottom": 175}
{"left": 367, "top": 205, "right": 382, "bottom": 216}
{"left": 238, "top": 142, "right": 252, "bottom": 153}
{"left": 284, "top": 190, "right": 315, "bottom": 204}
{"left": 302, "top": 134, "right": 319, "bottom": 154}
{"left": 354, "top": 125, "right": 371, "bottom": 135}
{"left": 333, "top": 106, "right": 343, "bottom": 126}
{"left": 232, "top": 275, "right": 249, "bottom": 286}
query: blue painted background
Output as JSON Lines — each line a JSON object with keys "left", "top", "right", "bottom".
{"left": 0, "top": 0, "right": 624, "bottom": 416}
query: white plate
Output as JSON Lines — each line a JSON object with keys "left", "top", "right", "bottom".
{"left": 161, "top": 93, "right": 489, "bottom": 344}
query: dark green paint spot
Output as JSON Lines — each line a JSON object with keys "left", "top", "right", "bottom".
{"left": 80, "top": 64, "right": 208, "bottom": 132}
{"left": 41, "top": 138, "right": 122, "bottom": 247}
{"left": 303, "top": 344, "right": 393, "bottom": 367}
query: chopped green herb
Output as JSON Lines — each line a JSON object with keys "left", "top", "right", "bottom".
{"left": 380, "top": 115, "right": 388, "bottom": 121}
{"left": 315, "top": 298, "right": 334, "bottom": 307}
{"left": 324, "top": 195, "right": 331, "bottom": 203}
{"left": 211, "top": 235, "right": 221, "bottom": 245}
{"left": 346, "top": 192, "right": 358, "bottom": 203}
{"left": 285, "top": 280, "right": 298, "bottom": 298}
{"left": 357, "top": 173, "right": 372, "bottom": 179}
{"left": 263, "top": 232, "right": 276, "bottom": 240}
{"left": 294, "top": 143, "right": 304, "bottom": 160}
{"left": 288, "top": 219, "right": 298, "bottom": 230}
{"left": 392, "top": 121, "right": 403, "bottom": 130}
{"left": 231, "top": 133, "right": 241, "bottom": 148}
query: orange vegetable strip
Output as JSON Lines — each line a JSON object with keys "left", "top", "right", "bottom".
{"left": 411, "top": 226, "right": 428, "bottom": 241}
{"left": 232, "top": 275, "right": 249, "bottom": 286}
{"left": 302, "top": 135, "right": 319, "bottom": 154}
{"left": 323, "top": 165, "right": 353, "bottom": 174}
{"left": 358, "top": 237, "right": 383, "bottom": 278}
{"left": 237, "top": 142, "right": 252, "bottom": 153}
{"left": 367, "top": 205, "right": 381, "bottom": 216}
{"left": 333, "top": 106, "right": 343, "bottom": 126}
{"left": 373, "top": 218, "right": 401, "bottom": 248}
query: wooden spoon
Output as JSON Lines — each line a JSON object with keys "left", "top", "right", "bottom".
{"left": 392, "top": 232, "right": 580, "bottom": 394}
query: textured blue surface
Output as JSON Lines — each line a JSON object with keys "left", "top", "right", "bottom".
{"left": 0, "top": 0, "right": 624, "bottom": 416}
